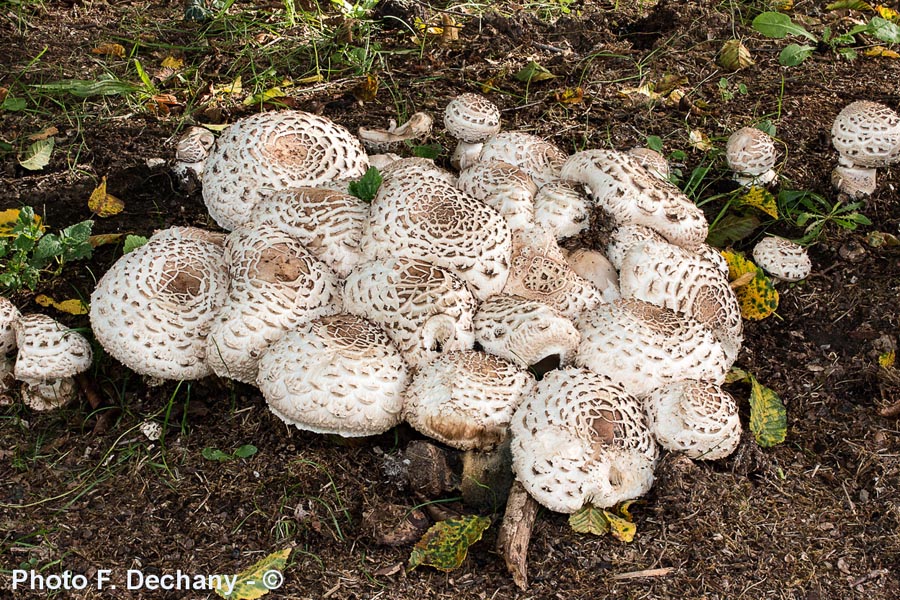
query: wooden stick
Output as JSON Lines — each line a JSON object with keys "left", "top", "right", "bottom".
{"left": 611, "top": 567, "right": 675, "bottom": 580}
{"left": 496, "top": 480, "right": 539, "bottom": 590}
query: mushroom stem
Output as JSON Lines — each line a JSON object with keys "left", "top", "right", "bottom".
{"left": 459, "top": 439, "right": 514, "bottom": 512}
{"left": 497, "top": 479, "right": 539, "bottom": 590}
{"left": 831, "top": 164, "right": 877, "bottom": 199}
{"left": 451, "top": 140, "right": 483, "bottom": 170}
{"left": 420, "top": 314, "right": 458, "bottom": 355}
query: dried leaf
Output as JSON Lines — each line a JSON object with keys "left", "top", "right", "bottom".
{"left": 654, "top": 74, "right": 689, "bottom": 95}
{"left": 514, "top": 61, "right": 556, "bottom": 83}
{"left": 161, "top": 55, "right": 184, "bottom": 69}
{"left": 34, "top": 295, "right": 89, "bottom": 315}
{"left": 555, "top": 87, "right": 584, "bottom": 104}
{"left": 748, "top": 374, "right": 787, "bottom": 447}
{"left": 351, "top": 74, "right": 379, "bottom": 103}
{"left": 879, "top": 350, "right": 896, "bottom": 368}
{"left": 28, "top": 126, "right": 59, "bottom": 141}
{"left": 19, "top": 138, "right": 54, "bottom": 171}
{"left": 866, "top": 231, "right": 900, "bottom": 247}
{"left": 737, "top": 186, "right": 779, "bottom": 219}
{"left": 864, "top": 45, "right": 900, "bottom": 58}
{"left": 88, "top": 176, "right": 125, "bottom": 217}
{"left": 688, "top": 129, "right": 714, "bottom": 152}
{"left": 408, "top": 516, "right": 491, "bottom": 572}
{"left": 88, "top": 233, "right": 124, "bottom": 248}
{"left": 91, "top": 43, "right": 126, "bottom": 58}
{"left": 569, "top": 505, "right": 610, "bottom": 535}
{"left": 718, "top": 39, "right": 755, "bottom": 70}
{"left": 619, "top": 83, "right": 662, "bottom": 103}
{"left": 215, "top": 548, "right": 290, "bottom": 599}
{"left": 722, "top": 250, "right": 779, "bottom": 320}
{"left": 875, "top": 4, "right": 900, "bottom": 21}
{"left": 440, "top": 14, "right": 460, "bottom": 43}
{"left": 213, "top": 76, "right": 243, "bottom": 97}
{"left": 725, "top": 366, "right": 751, "bottom": 384}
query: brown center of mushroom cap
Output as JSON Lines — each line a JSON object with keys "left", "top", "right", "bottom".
{"left": 162, "top": 261, "right": 205, "bottom": 298}
{"left": 256, "top": 244, "right": 312, "bottom": 283}
{"left": 315, "top": 314, "right": 384, "bottom": 354}
{"left": 263, "top": 133, "right": 310, "bottom": 165}
{"left": 584, "top": 407, "right": 620, "bottom": 447}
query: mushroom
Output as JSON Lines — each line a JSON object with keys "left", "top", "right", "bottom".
{"left": 358, "top": 112, "right": 433, "bottom": 152}
{"left": 478, "top": 132, "right": 568, "bottom": 187}
{"left": 564, "top": 248, "right": 620, "bottom": 302}
{"left": 379, "top": 156, "right": 458, "bottom": 186}
{"left": 510, "top": 366, "right": 659, "bottom": 512}
{"left": 533, "top": 180, "right": 591, "bottom": 240}
{"left": 249, "top": 186, "right": 369, "bottom": 278}
{"left": 456, "top": 160, "right": 537, "bottom": 232}
{"left": 725, "top": 126, "right": 778, "bottom": 187}
{"left": 474, "top": 293, "right": 580, "bottom": 374}
{"left": 627, "top": 146, "right": 670, "bottom": 181}
{"left": 0, "top": 297, "right": 19, "bottom": 356}
{"left": 831, "top": 100, "right": 900, "bottom": 198}
{"left": 367, "top": 152, "right": 402, "bottom": 170}
{"left": 256, "top": 313, "right": 408, "bottom": 437}
{"left": 206, "top": 224, "right": 343, "bottom": 385}
{"left": 342, "top": 257, "right": 476, "bottom": 369}
{"left": 503, "top": 227, "right": 602, "bottom": 318}
{"left": 561, "top": 149, "right": 708, "bottom": 250}
{"left": 444, "top": 93, "right": 502, "bottom": 170}
{"left": 605, "top": 224, "right": 667, "bottom": 271}
{"left": 360, "top": 164, "right": 512, "bottom": 300}
{"left": 13, "top": 314, "right": 92, "bottom": 410}
{"left": 202, "top": 110, "right": 369, "bottom": 230}
{"left": 90, "top": 227, "right": 230, "bottom": 381}
{"left": 644, "top": 379, "right": 742, "bottom": 460}
{"left": 752, "top": 235, "right": 812, "bottom": 282}
{"left": 172, "top": 126, "right": 215, "bottom": 190}
{"left": 575, "top": 299, "right": 729, "bottom": 398}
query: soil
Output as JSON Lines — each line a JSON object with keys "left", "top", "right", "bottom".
{"left": 2, "top": 1, "right": 900, "bottom": 599}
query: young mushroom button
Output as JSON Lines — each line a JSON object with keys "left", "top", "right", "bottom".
{"left": 725, "top": 127, "right": 778, "bottom": 187}
{"left": 752, "top": 235, "right": 812, "bottom": 282}
{"left": 444, "top": 93, "right": 502, "bottom": 170}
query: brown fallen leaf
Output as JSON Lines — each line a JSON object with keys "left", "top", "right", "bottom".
{"left": 28, "top": 126, "right": 58, "bottom": 141}
{"left": 91, "top": 42, "right": 125, "bottom": 58}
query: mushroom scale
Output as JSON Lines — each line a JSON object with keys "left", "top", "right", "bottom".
{"left": 343, "top": 257, "right": 477, "bottom": 369}
{"left": 627, "top": 147, "right": 670, "bottom": 181}
{"left": 90, "top": 227, "right": 230, "bottom": 381}
{"left": 256, "top": 313, "right": 408, "bottom": 437}
{"left": 202, "top": 110, "right": 369, "bottom": 231}
{"left": 478, "top": 132, "right": 568, "bottom": 188}
{"left": 456, "top": 160, "right": 537, "bottom": 232}
{"left": 173, "top": 126, "right": 216, "bottom": 188}
{"left": 510, "top": 367, "right": 658, "bottom": 512}
{"left": 403, "top": 350, "right": 535, "bottom": 452}
{"left": 752, "top": 235, "right": 812, "bottom": 282}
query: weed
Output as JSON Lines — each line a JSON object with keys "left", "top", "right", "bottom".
{"left": 717, "top": 77, "right": 748, "bottom": 102}
{"left": 778, "top": 189, "right": 871, "bottom": 245}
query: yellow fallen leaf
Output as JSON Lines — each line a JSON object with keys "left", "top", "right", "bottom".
{"left": 0, "top": 208, "right": 42, "bottom": 237}
{"left": 351, "top": 75, "right": 379, "bottom": 103}
{"left": 864, "top": 45, "right": 900, "bottom": 58}
{"left": 748, "top": 374, "right": 787, "bottom": 447}
{"left": 722, "top": 250, "right": 779, "bottom": 320}
{"left": 34, "top": 295, "right": 89, "bottom": 315}
{"left": 689, "top": 129, "right": 714, "bottom": 152}
{"left": 215, "top": 548, "right": 291, "bottom": 599}
{"left": 88, "top": 177, "right": 125, "bottom": 218}
{"left": 88, "top": 233, "right": 125, "bottom": 248}
{"left": 737, "top": 186, "right": 779, "bottom": 219}
{"left": 603, "top": 509, "right": 637, "bottom": 542}
{"left": 408, "top": 516, "right": 491, "bottom": 572}
{"left": 213, "top": 76, "right": 243, "bottom": 97}
{"left": 295, "top": 74, "right": 324, "bottom": 84}
{"left": 876, "top": 5, "right": 900, "bottom": 22}
{"left": 555, "top": 87, "right": 584, "bottom": 104}
{"left": 879, "top": 350, "right": 896, "bottom": 368}
{"left": 91, "top": 43, "right": 125, "bottom": 58}
{"left": 161, "top": 55, "right": 184, "bottom": 69}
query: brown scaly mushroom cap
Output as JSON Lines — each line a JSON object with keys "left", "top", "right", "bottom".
{"left": 379, "top": 157, "right": 458, "bottom": 186}
{"left": 575, "top": 299, "right": 728, "bottom": 398}
{"left": 249, "top": 186, "right": 368, "bottom": 278}
{"left": 14, "top": 314, "right": 92, "bottom": 410}
{"left": 343, "top": 257, "right": 476, "bottom": 369}
{"left": 90, "top": 227, "right": 230, "bottom": 381}
{"left": 358, "top": 112, "right": 433, "bottom": 153}
{"left": 403, "top": 350, "right": 535, "bottom": 452}
{"left": 478, "top": 132, "right": 568, "bottom": 188}
{"left": 456, "top": 160, "right": 537, "bottom": 232}
{"left": 510, "top": 367, "right": 659, "bottom": 512}
{"left": 256, "top": 313, "right": 408, "bottom": 437}
{"left": 533, "top": 180, "right": 592, "bottom": 240}
{"left": 444, "top": 93, "right": 501, "bottom": 170}
{"left": 474, "top": 293, "right": 580, "bottom": 371}
{"left": 831, "top": 101, "right": 900, "bottom": 198}
{"left": 173, "top": 126, "right": 216, "bottom": 189}
{"left": 360, "top": 165, "right": 512, "bottom": 300}
{"left": 561, "top": 149, "right": 708, "bottom": 250}
{"left": 0, "top": 297, "right": 20, "bottom": 356}
{"left": 627, "top": 147, "right": 670, "bottom": 181}
{"left": 752, "top": 235, "right": 812, "bottom": 282}
{"left": 206, "top": 224, "right": 343, "bottom": 385}
{"left": 202, "top": 110, "right": 369, "bottom": 230}
{"left": 644, "top": 379, "right": 742, "bottom": 460}
{"left": 564, "top": 248, "right": 621, "bottom": 303}
{"left": 725, "top": 127, "right": 778, "bottom": 186}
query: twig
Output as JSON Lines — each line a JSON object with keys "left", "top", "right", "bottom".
{"left": 611, "top": 567, "right": 675, "bottom": 580}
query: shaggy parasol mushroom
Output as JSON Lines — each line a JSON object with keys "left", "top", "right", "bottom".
{"left": 249, "top": 186, "right": 368, "bottom": 278}
{"left": 532, "top": 180, "right": 591, "bottom": 240}
{"left": 0, "top": 298, "right": 18, "bottom": 391}
{"left": 575, "top": 299, "right": 728, "bottom": 398}
{"left": 360, "top": 164, "right": 511, "bottom": 300}
{"left": 644, "top": 379, "right": 742, "bottom": 460}
{"left": 478, "top": 132, "right": 568, "bottom": 188}
{"left": 342, "top": 257, "right": 476, "bottom": 369}
{"left": 202, "top": 110, "right": 369, "bottom": 230}
{"left": 627, "top": 147, "right": 670, "bottom": 181}
{"left": 90, "top": 227, "right": 230, "bottom": 381}
{"left": 172, "top": 126, "right": 215, "bottom": 190}
{"left": 564, "top": 248, "right": 620, "bottom": 303}
{"left": 474, "top": 293, "right": 580, "bottom": 374}
{"left": 444, "top": 93, "right": 502, "bottom": 169}
{"left": 256, "top": 313, "right": 408, "bottom": 436}
{"left": 752, "top": 235, "right": 812, "bottom": 282}
{"left": 561, "top": 149, "right": 708, "bottom": 250}
{"left": 14, "top": 314, "right": 92, "bottom": 410}
{"left": 206, "top": 224, "right": 343, "bottom": 385}
{"left": 725, "top": 126, "right": 778, "bottom": 187}
{"left": 456, "top": 160, "right": 537, "bottom": 232}
{"left": 358, "top": 112, "right": 433, "bottom": 153}
{"left": 510, "top": 366, "right": 659, "bottom": 512}
{"left": 831, "top": 100, "right": 900, "bottom": 198}
{"left": 605, "top": 224, "right": 667, "bottom": 271}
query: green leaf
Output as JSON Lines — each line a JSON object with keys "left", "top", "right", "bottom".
{"left": 347, "top": 166, "right": 382, "bottom": 203}
{"left": 31, "top": 76, "right": 141, "bottom": 98}
{"left": 646, "top": 135, "right": 664, "bottom": 153}
{"left": 514, "top": 60, "right": 556, "bottom": 83}
{"left": 133, "top": 58, "right": 155, "bottom": 91}
{"left": 868, "top": 16, "right": 900, "bottom": 43}
{"left": 752, "top": 12, "right": 818, "bottom": 41}
{"left": 215, "top": 547, "right": 291, "bottom": 599}
{"left": 748, "top": 374, "right": 787, "bottom": 447}
{"left": 1, "top": 95, "right": 26, "bottom": 112}
{"left": 31, "top": 234, "right": 62, "bottom": 268}
{"left": 123, "top": 234, "right": 149, "bottom": 254}
{"left": 411, "top": 142, "right": 442, "bottom": 159}
{"left": 19, "top": 138, "right": 54, "bottom": 171}
{"left": 706, "top": 213, "right": 761, "bottom": 248}
{"left": 755, "top": 119, "right": 776, "bottom": 137}
{"left": 202, "top": 447, "right": 233, "bottom": 462}
{"left": 826, "top": 0, "right": 873, "bottom": 10}
{"left": 779, "top": 43, "right": 816, "bottom": 66}
{"left": 408, "top": 516, "right": 491, "bottom": 572}
{"left": 569, "top": 505, "right": 610, "bottom": 535}
{"left": 233, "top": 444, "right": 258, "bottom": 459}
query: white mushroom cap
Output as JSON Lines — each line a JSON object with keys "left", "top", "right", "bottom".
{"left": 249, "top": 186, "right": 368, "bottom": 278}
{"left": 443, "top": 93, "right": 501, "bottom": 143}
{"left": 478, "top": 132, "right": 567, "bottom": 188}
{"left": 831, "top": 100, "right": 900, "bottom": 168}
{"left": 14, "top": 314, "right": 92, "bottom": 384}
{"left": 0, "top": 297, "right": 20, "bottom": 355}
{"left": 206, "top": 224, "right": 343, "bottom": 385}
{"left": 360, "top": 166, "right": 511, "bottom": 300}
{"left": 202, "top": 110, "right": 369, "bottom": 230}
{"left": 752, "top": 235, "right": 812, "bottom": 282}
{"left": 510, "top": 367, "right": 658, "bottom": 512}
{"left": 561, "top": 149, "right": 708, "bottom": 250}
{"left": 474, "top": 294, "right": 580, "bottom": 370}
{"left": 379, "top": 157, "right": 458, "bottom": 186}
{"left": 403, "top": 350, "right": 535, "bottom": 451}
{"left": 575, "top": 299, "right": 728, "bottom": 398}
{"left": 533, "top": 180, "right": 591, "bottom": 240}
{"left": 725, "top": 127, "right": 778, "bottom": 186}
{"left": 627, "top": 147, "right": 670, "bottom": 181}
{"left": 257, "top": 313, "right": 408, "bottom": 437}
{"left": 358, "top": 112, "right": 433, "bottom": 153}
{"left": 564, "top": 248, "right": 620, "bottom": 303}
{"left": 342, "top": 257, "right": 476, "bottom": 369}
{"left": 367, "top": 152, "right": 402, "bottom": 170}
{"left": 456, "top": 160, "right": 537, "bottom": 232}
{"left": 644, "top": 379, "right": 742, "bottom": 460}
{"left": 619, "top": 238, "right": 743, "bottom": 366}
{"left": 173, "top": 126, "right": 216, "bottom": 187}
{"left": 90, "top": 227, "right": 230, "bottom": 381}
{"left": 606, "top": 224, "right": 667, "bottom": 271}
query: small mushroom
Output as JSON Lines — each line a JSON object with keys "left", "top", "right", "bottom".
{"left": 831, "top": 100, "right": 900, "bottom": 198}
{"left": 725, "top": 127, "right": 778, "bottom": 187}
{"left": 644, "top": 379, "right": 742, "bottom": 460}
{"left": 564, "top": 248, "right": 620, "bottom": 303}
{"left": 444, "top": 93, "right": 502, "bottom": 169}
{"left": 14, "top": 314, "right": 92, "bottom": 410}
{"left": 202, "top": 110, "right": 369, "bottom": 230}
{"left": 456, "top": 160, "right": 537, "bottom": 232}
{"left": 478, "top": 132, "right": 568, "bottom": 187}
{"left": 358, "top": 112, "right": 433, "bottom": 152}
{"left": 627, "top": 147, "right": 670, "bottom": 181}
{"left": 510, "top": 367, "right": 659, "bottom": 512}
{"left": 257, "top": 313, "right": 408, "bottom": 437}
{"left": 752, "top": 235, "right": 811, "bottom": 282}
{"left": 533, "top": 180, "right": 591, "bottom": 240}
{"left": 172, "top": 126, "right": 215, "bottom": 190}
